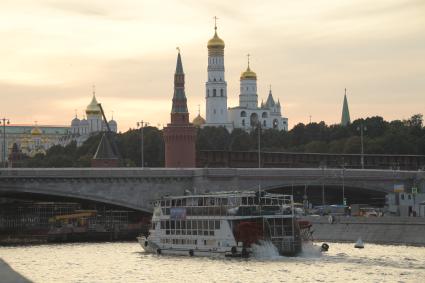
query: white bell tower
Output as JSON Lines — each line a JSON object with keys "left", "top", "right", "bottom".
{"left": 205, "top": 17, "right": 228, "bottom": 127}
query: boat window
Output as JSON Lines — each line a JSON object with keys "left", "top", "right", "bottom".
{"left": 166, "top": 200, "right": 170, "bottom": 207}
{"left": 215, "top": 220, "right": 220, "bottom": 229}
{"left": 248, "top": 197, "right": 254, "bottom": 205}
{"left": 171, "top": 200, "right": 176, "bottom": 206}
{"left": 198, "top": 198, "right": 203, "bottom": 206}
{"left": 221, "top": 198, "right": 228, "bottom": 205}
{"left": 187, "top": 220, "right": 192, "bottom": 229}
{"left": 176, "top": 199, "right": 181, "bottom": 206}
{"left": 176, "top": 220, "right": 181, "bottom": 229}
{"left": 203, "top": 220, "right": 208, "bottom": 229}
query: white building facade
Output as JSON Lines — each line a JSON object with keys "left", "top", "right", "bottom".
{"left": 203, "top": 25, "right": 288, "bottom": 132}
{"left": 68, "top": 92, "right": 117, "bottom": 146}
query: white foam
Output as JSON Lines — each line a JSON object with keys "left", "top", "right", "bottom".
{"left": 300, "top": 242, "right": 323, "bottom": 258}
{"left": 251, "top": 240, "right": 282, "bottom": 259}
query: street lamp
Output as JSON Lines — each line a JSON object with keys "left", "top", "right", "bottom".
{"left": 0, "top": 118, "right": 10, "bottom": 168}
{"left": 257, "top": 122, "right": 261, "bottom": 168}
{"left": 341, "top": 164, "right": 346, "bottom": 206}
{"left": 357, "top": 123, "right": 367, "bottom": 169}
{"left": 137, "top": 121, "right": 149, "bottom": 168}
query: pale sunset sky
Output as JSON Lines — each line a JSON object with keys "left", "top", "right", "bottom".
{"left": 0, "top": 0, "right": 424, "bottom": 131}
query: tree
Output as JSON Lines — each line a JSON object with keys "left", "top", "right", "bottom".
{"left": 229, "top": 129, "right": 253, "bottom": 151}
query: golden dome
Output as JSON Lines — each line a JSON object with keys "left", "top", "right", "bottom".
{"left": 86, "top": 95, "right": 101, "bottom": 115}
{"left": 31, "top": 126, "right": 42, "bottom": 136}
{"left": 192, "top": 114, "right": 206, "bottom": 127}
{"left": 240, "top": 66, "right": 257, "bottom": 80}
{"left": 207, "top": 29, "right": 225, "bottom": 49}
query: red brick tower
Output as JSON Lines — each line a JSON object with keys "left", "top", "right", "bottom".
{"left": 163, "top": 50, "right": 197, "bottom": 167}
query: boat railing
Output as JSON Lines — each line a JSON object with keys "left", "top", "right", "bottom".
{"left": 161, "top": 204, "right": 294, "bottom": 218}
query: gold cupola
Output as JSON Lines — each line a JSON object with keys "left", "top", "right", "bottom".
{"left": 31, "top": 126, "right": 42, "bottom": 136}
{"left": 207, "top": 17, "right": 225, "bottom": 50}
{"left": 240, "top": 54, "right": 257, "bottom": 80}
{"left": 207, "top": 29, "right": 225, "bottom": 49}
{"left": 86, "top": 94, "right": 101, "bottom": 115}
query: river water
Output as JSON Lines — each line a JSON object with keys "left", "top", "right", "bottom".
{"left": 0, "top": 242, "right": 424, "bottom": 282}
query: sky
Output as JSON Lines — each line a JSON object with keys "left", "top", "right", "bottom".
{"left": 0, "top": 0, "right": 424, "bottom": 131}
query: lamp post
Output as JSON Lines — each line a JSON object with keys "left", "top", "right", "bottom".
{"left": 342, "top": 164, "right": 346, "bottom": 206}
{"left": 137, "top": 121, "right": 149, "bottom": 168}
{"left": 257, "top": 122, "right": 261, "bottom": 168}
{"left": 0, "top": 118, "right": 10, "bottom": 168}
{"left": 357, "top": 123, "right": 367, "bottom": 169}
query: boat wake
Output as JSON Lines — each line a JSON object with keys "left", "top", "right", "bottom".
{"left": 300, "top": 242, "right": 322, "bottom": 258}
{"left": 251, "top": 240, "right": 282, "bottom": 259}
{"left": 251, "top": 241, "right": 322, "bottom": 260}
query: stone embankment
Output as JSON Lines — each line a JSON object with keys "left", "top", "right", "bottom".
{"left": 305, "top": 216, "right": 425, "bottom": 246}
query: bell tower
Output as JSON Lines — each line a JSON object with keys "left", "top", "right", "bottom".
{"left": 205, "top": 17, "right": 228, "bottom": 127}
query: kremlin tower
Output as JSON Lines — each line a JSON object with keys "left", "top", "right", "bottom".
{"left": 163, "top": 50, "right": 197, "bottom": 168}
{"left": 341, "top": 88, "right": 351, "bottom": 126}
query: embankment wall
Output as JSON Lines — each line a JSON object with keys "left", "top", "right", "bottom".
{"left": 305, "top": 216, "right": 425, "bottom": 246}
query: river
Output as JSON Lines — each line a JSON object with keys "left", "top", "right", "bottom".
{"left": 0, "top": 242, "right": 424, "bottom": 282}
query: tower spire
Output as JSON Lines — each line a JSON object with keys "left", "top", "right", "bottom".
{"left": 175, "top": 47, "right": 183, "bottom": 74}
{"left": 341, "top": 88, "right": 351, "bottom": 126}
{"left": 247, "top": 53, "right": 250, "bottom": 69}
{"left": 171, "top": 50, "right": 188, "bottom": 118}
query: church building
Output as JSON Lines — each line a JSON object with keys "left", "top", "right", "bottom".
{"left": 200, "top": 22, "right": 288, "bottom": 131}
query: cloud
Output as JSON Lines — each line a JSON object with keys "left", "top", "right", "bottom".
{"left": 45, "top": 0, "right": 108, "bottom": 17}
{"left": 0, "top": 0, "right": 424, "bottom": 130}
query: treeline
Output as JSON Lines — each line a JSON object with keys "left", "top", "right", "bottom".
{"left": 17, "top": 114, "right": 425, "bottom": 167}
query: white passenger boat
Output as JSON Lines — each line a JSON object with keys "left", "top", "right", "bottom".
{"left": 137, "top": 191, "right": 306, "bottom": 257}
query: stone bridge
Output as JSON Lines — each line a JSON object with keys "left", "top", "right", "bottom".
{"left": 0, "top": 168, "right": 424, "bottom": 212}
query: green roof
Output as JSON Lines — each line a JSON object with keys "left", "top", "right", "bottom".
{"left": 341, "top": 94, "right": 351, "bottom": 126}
{"left": 0, "top": 125, "right": 70, "bottom": 135}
